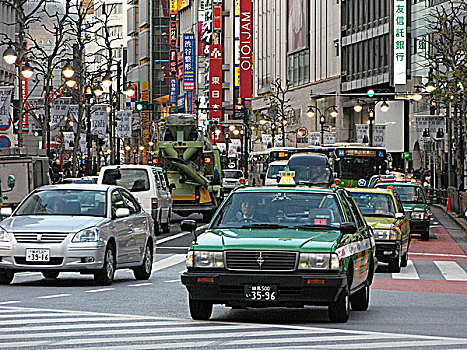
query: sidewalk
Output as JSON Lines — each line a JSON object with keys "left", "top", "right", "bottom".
{"left": 433, "top": 204, "right": 467, "bottom": 235}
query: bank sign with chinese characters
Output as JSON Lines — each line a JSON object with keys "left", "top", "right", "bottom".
{"left": 393, "top": 0, "right": 407, "bottom": 85}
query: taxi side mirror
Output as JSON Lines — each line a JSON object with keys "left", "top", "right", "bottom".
{"left": 395, "top": 213, "right": 405, "bottom": 220}
{"left": 340, "top": 222, "right": 357, "bottom": 235}
{"left": 181, "top": 219, "right": 198, "bottom": 242}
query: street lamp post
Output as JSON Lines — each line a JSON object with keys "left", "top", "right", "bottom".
{"left": 306, "top": 105, "right": 339, "bottom": 145}
{"left": 368, "top": 107, "right": 375, "bottom": 147}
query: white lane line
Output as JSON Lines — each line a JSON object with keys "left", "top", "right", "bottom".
{"left": 85, "top": 288, "right": 115, "bottom": 293}
{"left": 127, "top": 282, "right": 153, "bottom": 287}
{"left": 0, "top": 316, "right": 130, "bottom": 326}
{"left": 164, "top": 279, "right": 180, "bottom": 283}
{"left": 37, "top": 294, "right": 71, "bottom": 299}
{"left": 434, "top": 261, "right": 467, "bottom": 281}
{"left": 152, "top": 254, "right": 186, "bottom": 272}
{"left": 0, "top": 301, "right": 21, "bottom": 305}
{"left": 409, "top": 252, "right": 467, "bottom": 258}
{"left": 392, "top": 260, "right": 419, "bottom": 279}
{"left": 0, "top": 312, "right": 87, "bottom": 319}
{"left": 156, "top": 224, "right": 208, "bottom": 244}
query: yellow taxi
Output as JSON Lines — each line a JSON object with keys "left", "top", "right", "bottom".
{"left": 348, "top": 188, "right": 410, "bottom": 273}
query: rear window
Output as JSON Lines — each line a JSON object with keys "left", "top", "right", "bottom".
{"left": 223, "top": 170, "right": 243, "bottom": 178}
{"left": 102, "top": 169, "right": 150, "bottom": 192}
{"left": 267, "top": 165, "right": 285, "bottom": 179}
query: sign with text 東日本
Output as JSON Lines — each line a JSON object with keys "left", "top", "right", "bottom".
{"left": 183, "top": 34, "right": 195, "bottom": 90}
{"left": 209, "top": 44, "right": 223, "bottom": 121}
{"left": 239, "top": 0, "right": 253, "bottom": 98}
{"left": 393, "top": 0, "right": 407, "bottom": 85}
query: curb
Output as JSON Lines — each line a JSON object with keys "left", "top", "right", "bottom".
{"left": 432, "top": 204, "right": 467, "bottom": 235}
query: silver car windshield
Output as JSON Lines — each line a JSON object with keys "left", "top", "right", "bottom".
{"left": 211, "top": 191, "right": 344, "bottom": 229}
{"left": 15, "top": 190, "right": 107, "bottom": 217}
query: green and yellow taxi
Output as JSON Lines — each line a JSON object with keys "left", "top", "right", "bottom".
{"left": 348, "top": 188, "right": 410, "bottom": 272}
{"left": 375, "top": 181, "right": 431, "bottom": 241}
{"left": 180, "top": 185, "right": 376, "bottom": 323}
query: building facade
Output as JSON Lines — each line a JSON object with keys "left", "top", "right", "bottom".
{"left": 0, "top": 2, "right": 15, "bottom": 85}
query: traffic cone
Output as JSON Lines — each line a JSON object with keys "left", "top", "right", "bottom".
{"left": 446, "top": 193, "right": 453, "bottom": 212}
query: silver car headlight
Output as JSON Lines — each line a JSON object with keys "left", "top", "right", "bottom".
{"left": 0, "top": 227, "right": 9, "bottom": 242}
{"left": 411, "top": 212, "right": 428, "bottom": 220}
{"left": 72, "top": 227, "right": 99, "bottom": 243}
{"left": 373, "top": 229, "right": 397, "bottom": 240}
{"left": 187, "top": 250, "right": 224, "bottom": 268}
{"left": 299, "top": 253, "right": 339, "bottom": 270}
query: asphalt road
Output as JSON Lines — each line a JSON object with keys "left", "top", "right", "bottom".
{"left": 1, "top": 211, "right": 466, "bottom": 349}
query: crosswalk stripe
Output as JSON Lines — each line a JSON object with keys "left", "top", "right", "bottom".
{"left": 392, "top": 260, "right": 419, "bottom": 279}
{"left": 153, "top": 254, "right": 186, "bottom": 271}
{"left": 434, "top": 261, "right": 467, "bottom": 281}
{"left": 0, "top": 316, "right": 130, "bottom": 326}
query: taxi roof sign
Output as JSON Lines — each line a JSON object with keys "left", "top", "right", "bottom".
{"left": 278, "top": 170, "right": 296, "bottom": 186}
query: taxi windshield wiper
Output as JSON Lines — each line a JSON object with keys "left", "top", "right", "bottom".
{"left": 239, "top": 223, "right": 290, "bottom": 229}
{"left": 293, "top": 224, "right": 339, "bottom": 230}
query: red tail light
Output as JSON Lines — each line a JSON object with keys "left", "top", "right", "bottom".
{"left": 151, "top": 198, "right": 158, "bottom": 209}
{"left": 203, "top": 157, "right": 212, "bottom": 164}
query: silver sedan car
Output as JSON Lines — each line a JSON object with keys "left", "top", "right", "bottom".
{"left": 0, "top": 184, "right": 155, "bottom": 285}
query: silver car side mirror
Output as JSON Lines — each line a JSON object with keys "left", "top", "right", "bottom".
{"left": 115, "top": 208, "right": 130, "bottom": 218}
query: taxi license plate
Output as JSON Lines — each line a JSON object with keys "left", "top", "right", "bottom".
{"left": 244, "top": 285, "right": 277, "bottom": 301}
{"left": 26, "top": 249, "right": 50, "bottom": 262}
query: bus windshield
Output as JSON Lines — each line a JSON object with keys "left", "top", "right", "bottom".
{"left": 337, "top": 157, "right": 387, "bottom": 180}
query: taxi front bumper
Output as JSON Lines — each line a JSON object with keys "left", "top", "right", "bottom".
{"left": 181, "top": 270, "right": 347, "bottom": 307}
{"left": 375, "top": 240, "right": 400, "bottom": 263}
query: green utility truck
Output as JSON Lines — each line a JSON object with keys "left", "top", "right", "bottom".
{"left": 155, "top": 114, "right": 223, "bottom": 220}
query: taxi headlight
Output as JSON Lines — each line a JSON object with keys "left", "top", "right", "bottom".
{"left": 299, "top": 253, "right": 339, "bottom": 270}
{"left": 72, "top": 227, "right": 99, "bottom": 242}
{"left": 373, "top": 229, "right": 397, "bottom": 240}
{"left": 190, "top": 251, "right": 224, "bottom": 268}
{"left": 411, "top": 212, "right": 428, "bottom": 220}
{"left": 0, "top": 227, "right": 9, "bottom": 242}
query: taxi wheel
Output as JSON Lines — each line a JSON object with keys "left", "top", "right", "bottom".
{"left": 133, "top": 243, "right": 153, "bottom": 280}
{"left": 154, "top": 220, "right": 161, "bottom": 236}
{"left": 421, "top": 229, "right": 429, "bottom": 241}
{"left": 350, "top": 285, "right": 370, "bottom": 311}
{"left": 329, "top": 284, "right": 350, "bottom": 323}
{"left": 0, "top": 270, "right": 14, "bottom": 285}
{"left": 400, "top": 251, "right": 408, "bottom": 267}
{"left": 42, "top": 271, "right": 60, "bottom": 279}
{"left": 189, "top": 294, "right": 213, "bottom": 320}
{"left": 161, "top": 212, "right": 171, "bottom": 233}
{"left": 94, "top": 245, "right": 116, "bottom": 286}
{"left": 388, "top": 246, "right": 401, "bottom": 273}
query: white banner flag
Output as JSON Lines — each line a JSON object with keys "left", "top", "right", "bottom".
{"left": 415, "top": 116, "right": 432, "bottom": 143}
{"left": 50, "top": 97, "right": 72, "bottom": 130}
{"left": 116, "top": 111, "right": 132, "bottom": 138}
{"left": 309, "top": 132, "right": 321, "bottom": 146}
{"left": 79, "top": 133, "right": 87, "bottom": 153}
{"left": 356, "top": 124, "right": 369, "bottom": 144}
{"left": 63, "top": 132, "right": 75, "bottom": 150}
{"left": 261, "top": 134, "right": 272, "bottom": 149}
{"left": 26, "top": 98, "right": 44, "bottom": 128}
{"left": 0, "top": 86, "right": 13, "bottom": 128}
{"left": 324, "top": 132, "right": 336, "bottom": 144}
{"left": 91, "top": 104, "right": 109, "bottom": 138}
{"left": 373, "top": 125, "right": 386, "bottom": 147}
{"left": 415, "top": 115, "right": 445, "bottom": 142}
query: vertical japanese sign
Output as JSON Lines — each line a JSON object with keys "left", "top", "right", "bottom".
{"left": 169, "top": 78, "right": 178, "bottom": 105}
{"left": 170, "top": 0, "right": 178, "bottom": 15}
{"left": 169, "top": 21, "right": 178, "bottom": 47}
{"left": 183, "top": 34, "right": 195, "bottom": 90}
{"left": 22, "top": 76, "right": 28, "bottom": 133}
{"left": 209, "top": 43, "right": 223, "bottom": 141}
{"left": 239, "top": 0, "right": 253, "bottom": 98}
{"left": 200, "top": 0, "right": 213, "bottom": 56}
{"left": 393, "top": 0, "right": 407, "bottom": 85}
{"left": 213, "top": 4, "right": 222, "bottom": 31}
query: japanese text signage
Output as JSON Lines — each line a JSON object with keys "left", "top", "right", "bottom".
{"left": 170, "top": 21, "right": 178, "bottom": 48}
{"left": 213, "top": 4, "right": 222, "bottom": 31}
{"left": 170, "top": 0, "right": 178, "bottom": 14}
{"left": 393, "top": 0, "right": 407, "bottom": 85}
{"left": 183, "top": 34, "right": 195, "bottom": 90}
{"left": 169, "top": 78, "right": 178, "bottom": 105}
{"left": 209, "top": 44, "right": 223, "bottom": 141}
{"left": 239, "top": 0, "right": 253, "bottom": 98}
{"left": 170, "top": 50, "right": 177, "bottom": 76}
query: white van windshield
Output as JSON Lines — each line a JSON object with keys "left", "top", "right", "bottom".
{"left": 102, "top": 169, "right": 150, "bottom": 192}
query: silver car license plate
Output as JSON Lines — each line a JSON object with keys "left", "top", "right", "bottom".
{"left": 26, "top": 249, "right": 50, "bottom": 262}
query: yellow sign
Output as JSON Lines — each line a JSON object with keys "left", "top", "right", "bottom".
{"left": 178, "top": 0, "right": 190, "bottom": 11}
{"left": 170, "top": 0, "right": 178, "bottom": 14}
{"left": 235, "top": 66, "right": 240, "bottom": 87}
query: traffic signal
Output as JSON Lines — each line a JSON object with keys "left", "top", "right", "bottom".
{"left": 135, "top": 101, "right": 152, "bottom": 111}
{"left": 367, "top": 89, "right": 375, "bottom": 97}
{"left": 203, "top": 120, "right": 220, "bottom": 126}
{"left": 33, "top": 130, "right": 42, "bottom": 137}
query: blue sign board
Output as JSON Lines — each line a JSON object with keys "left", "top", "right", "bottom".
{"left": 183, "top": 34, "right": 195, "bottom": 90}
{"left": 338, "top": 150, "right": 345, "bottom": 157}
{"left": 169, "top": 78, "right": 178, "bottom": 104}
{"left": 378, "top": 150, "right": 385, "bottom": 157}
{"left": 186, "top": 91, "right": 193, "bottom": 113}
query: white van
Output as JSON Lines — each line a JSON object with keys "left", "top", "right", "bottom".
{"left": 98, "top": 165, "right": 173, "bottom": 234}
{"left": 264, "top": 160, "right": 288, "bottom": 185}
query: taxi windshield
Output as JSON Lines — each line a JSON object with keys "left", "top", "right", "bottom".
{"left": 211, "top": 191, "right": 344, "bottom": 229}
{"left": 351, "top": 192, "right": 396, "bottom": 217}
{"left": 377, "top": 185, "right": 426, "bottom": 204}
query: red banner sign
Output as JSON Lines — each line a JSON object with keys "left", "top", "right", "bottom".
{"left": 209, "top": 44, "right": 223, "bottom": 142}
{"left": 239, "top": 0, "right": 252, "bottom": 98}
{"left": 169, "top": 50, "right": 177, "bottom": 76}
{"left": 213, "top": 5, "right": 222, "bottom": 31}
{"left": 169, "top": 21, "right": 178, "bottom": 48}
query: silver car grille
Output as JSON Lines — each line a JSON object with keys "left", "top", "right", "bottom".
{"left": 13, "top": 232, "right": 69, "bottom": 243}
{"left": 225, "top": 251, "right": 297, "bottom": 271}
